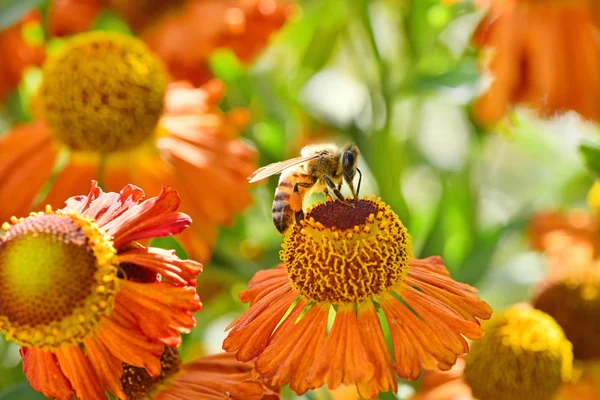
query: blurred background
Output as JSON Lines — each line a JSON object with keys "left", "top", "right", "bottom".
{"left": 1, "top": 0, "right": 599, "bottom": 398}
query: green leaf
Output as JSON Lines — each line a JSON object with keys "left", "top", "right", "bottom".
{"left": 91, "top": 10, "right": 132, "bottom": 35}
{"left": 0, "top": 0, "right": 46, "bottom": 31}
{"left": 149, "top": 236, "right": 188, "bottom": 260}
{"left": 580, "top": 144, "right": 600, "bottom": 177}
{"left": 0, "top": 381, "right": 46, "bottom": 400}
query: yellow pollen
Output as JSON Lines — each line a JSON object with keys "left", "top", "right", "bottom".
{"left": 0, "top": 209, "right": 119, "bottom": 350}
{"left": 532, "top": 268, "right": 600, "bottom": 360}
{"left": 39, "top": 31, "right": 167, "bottom": 154}
{"left": 281, "top": 196, "right": 413, "bottom": 304}
{"left": 464, "top": 304, "right": 573, "bottom": 400}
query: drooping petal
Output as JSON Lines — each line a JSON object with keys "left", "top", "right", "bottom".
{"left": 356, "top": 299, "right": 397, "bottom": 400}
{"left": 223, "top": 286, "right": 296, "bottom": 361}
{"left": 378, "top": 291, "right": 457, "bottom": 375}
{"left": 309, "top": 303, "right": 375, "bottom": 389}
{"left": 115, "top": 280, "right": 201, "bottom": 347}
{"left": 255, "top": 303, "right": 329, "bottom": 394}
{"left": 54, "top": 345, "right": 106, "bottom": 400}
{"left": 84, "top": 337, "right": 126, "bottom": 399}
{"left": 89, "top": 308, "right": 165, "bottom": 377}
{"left": 118, "top": 246, "right": 203, "bottom": 287}
{"left": 20, "top": 347, "right": 74, "bottom": 400}
{"left": 154, "top": 353, "right": 279, "bottom": 400}
{"left": 0, "top": 122, "right": 57, "bottom": 220}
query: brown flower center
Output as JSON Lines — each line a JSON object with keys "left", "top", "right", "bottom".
{"left": 281, "top": 197, "right": 413, "bottom": 304}
{"left": 122, "top": 347, "right": 181, "bottom": 400}
{"left": 0, "top": 209, "right": 118, "bottom": 349}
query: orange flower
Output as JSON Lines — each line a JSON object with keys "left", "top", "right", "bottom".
{"left": 47, "top": 0, "right": 295, "bottom": 85}
{"left": 141, "top": 0, "right": 296, "bottom": 85}
{"left": 1, "top": 181, "right": 203, "bottom": 400}
{"left": 0, "top": 11, "right": 45, "bottom": 101}
{"left": 529, "top": 210, "right": 600, "bottom": 271}
{"left": 473, "top": 0, "right": 600, "bottom": 124}
{"left": 223, "top": 198, "right": 492, "bottom": 400}
{"left": 0, "top": 31, "right": 255, "bottom": 262}
{"left": 133, "top": 351, "right": 280, "bottom": 400}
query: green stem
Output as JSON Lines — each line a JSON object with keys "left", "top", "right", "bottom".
{"left": 355, "top": 0, "right": 411, "bottom": 225}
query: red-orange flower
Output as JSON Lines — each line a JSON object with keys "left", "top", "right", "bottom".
{"left": 47, "top": 0, "right": 295, "bottom": 85}
{"left": 0, "top": 11, "right": 45, "bottom": 102}
{"left": 141, "top": 0, "right": 296, "bottom": 85}
{"left": 473, "top": 0, "right": 600, "bottom": 124}
{"left": 142, "top": 351, "right": 279, "bottom": 400}
{"left": 223, "top": 198, "right": 492, "bottom": 400}
{"left": 0, "top": 31, "right": 255, "bottom": 262}
{"left": 529, "top": 210, "right": 600, "bottom": 271}
{"left": 1, "top": 181, "right": 202, "bottom": 400}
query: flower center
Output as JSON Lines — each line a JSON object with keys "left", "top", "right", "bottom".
{"left": 532, "top": 268, "right": 600, "bottom": 360}
{"left": 464, "top": 304, "right": 573, "bottom": 400}
{"left": 0, "top": 209, "right": 119, "bottom": 349}
{"left": 122, "top": 347, "right": 181, "bottom": 400}
{"left": 282, "top": 197, "right": 413, "bottom": 304}
{"left": 39, "top": 31, "right": 167, "bottom": 154}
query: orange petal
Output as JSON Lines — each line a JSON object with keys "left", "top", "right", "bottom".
{"left": 399, "top": 282, "right": 482, "bottom": 350}
{"left": 378, "top": 291, "right": 457, "bottom": 375}
{"left": 356, "top": 299, "right": 397, "bottom": 400}
{"left": 256, "top": 303, "right": 329, "bottom": 394}
{"left": 0, "top": 122, "right": 56, "bottom": 220}
{"left": 20, "top": 347, "right": 74, "bottom": 400}
{"left": 154, "top": 353, "right": 278, "bottom": 400}
{"left": 94, "top": 307, "right": 164, "bottom": 377}
{"left": 118, "top": 246, "right": 203, "bottom": 287}
{"left": 309, "top": 303, "right": 375, "bottom": 389}
{"left": 54, "top": 345, "right": 105, "bottom": 400}
{"left": 84, "top": 336, "right": 126, "bottom": 399}
{"left": 223, "top": 286, "right": 296, "bottom": 361}
{"left": 116, "top": 280, "right": 201, "bottom": 347}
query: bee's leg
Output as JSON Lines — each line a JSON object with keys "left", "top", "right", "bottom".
{"left": 343, "top": 168, "right": 362, "bottom": 199}
{"left": 293, "top": 182, "right": 312, "bottom": 224}
{"left": 324, "top": 175, "right": 346, "bottom": 202}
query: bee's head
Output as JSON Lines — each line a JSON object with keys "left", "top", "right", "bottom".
{"left": 342, "top": 143, "right": 359, "bottom": 177}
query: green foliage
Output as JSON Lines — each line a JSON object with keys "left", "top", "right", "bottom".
{"left": 0, "top": 0, "right": 46, "bottom": 30}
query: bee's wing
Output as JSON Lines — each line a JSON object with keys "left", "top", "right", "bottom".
{"left": 248, "top": 154, "right": 320, "bottom": 183}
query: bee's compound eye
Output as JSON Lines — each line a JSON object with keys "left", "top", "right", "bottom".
{"left": 343, "top": 151, "right": 355, "bottom": 169}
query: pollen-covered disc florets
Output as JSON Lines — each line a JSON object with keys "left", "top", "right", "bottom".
{"left": 40, "top": 31, "right": 167, "bottom": 153}
{"left": 282, "top": 196, "right": 413, "bottom": 303}
{"left": 532, "top": 267, "right": 600, "bottom": 360}
{"left": 0, "top": 208, "right": 118, "bottom": 349}
{"left": 464, "top": 304, "right": 573, "bottom": 400}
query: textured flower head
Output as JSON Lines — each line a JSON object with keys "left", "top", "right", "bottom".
{"left": 464, "top": 304, "right": 573, "bottom": 400}
{"left": 0, "top": 31, "right": 256, "bottom": 262}
{"left": 1, "top": 181, "right": 203, "bottom": 399}
{"left": 223, "top": 197, "right": 492, "bottom": 400}
{"left": 532, "top": 266, "right": 600, "bottom": 360}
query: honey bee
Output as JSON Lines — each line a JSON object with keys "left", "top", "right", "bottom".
{"left": 248, "top": 143, "right": 362, "bottom": 234}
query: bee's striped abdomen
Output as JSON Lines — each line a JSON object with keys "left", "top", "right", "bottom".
{"left": 272, "top": 171, "right": 314, "bottom": 234}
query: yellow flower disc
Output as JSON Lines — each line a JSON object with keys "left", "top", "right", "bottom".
{"left": 532, "top": 268, "right": 600, "bottom": 360}
{"left": 40, "top": 31, "right": 167, "bottom": 154}
{"left": 282, "top": 196, "right": 413, "bottom": 304}
{"left": 0, "top": 209, "right": 119, "bottom": 349}
{"left": 464, "top": 304, "right": 573, "bottom": 400}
